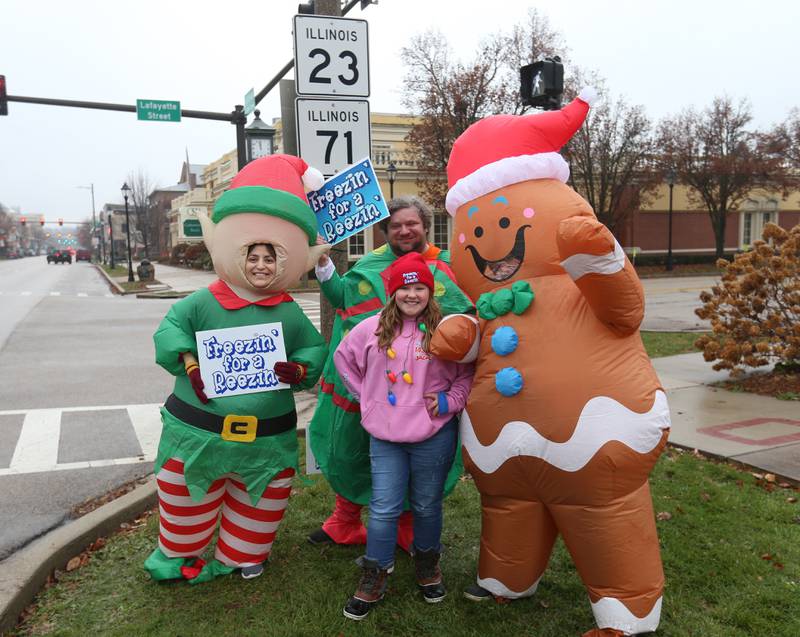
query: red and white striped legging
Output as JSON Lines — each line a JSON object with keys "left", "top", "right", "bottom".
{"left": 156, "top": 458, "right": 294, "bottom": 568}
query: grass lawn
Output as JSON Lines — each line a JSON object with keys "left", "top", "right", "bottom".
{"left": 99, "top": 265, "right": 131, "bottom": 278}
{"left": 641, "top": 331, "right": 704, "bottom": 358}
{"left": 11, "top": 448, "right": 800, "bottom": 637}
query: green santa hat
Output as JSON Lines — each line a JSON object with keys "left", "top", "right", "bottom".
{"left": 212, "top": 153, "right": 324, "bottom": 244}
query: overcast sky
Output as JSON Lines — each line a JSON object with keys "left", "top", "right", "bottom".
{"left": 1, "top": 0, "right": 798, "bottom": 222}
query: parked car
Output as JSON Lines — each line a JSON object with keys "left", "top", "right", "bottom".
{"left": 75, "top": 249, "right": 91, "bottom": 262}
{"left": 46, "top": 250, "right": 72, "bottom": 264}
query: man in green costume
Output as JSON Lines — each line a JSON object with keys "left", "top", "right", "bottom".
{"left": 308, "top": 195, "right": 474, "bottom": 550}
{"left": 144, "top": 154, "right": 330, "bottom": 584}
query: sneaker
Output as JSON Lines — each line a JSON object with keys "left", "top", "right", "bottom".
{"left": 307, "top": 527, "right": 335, "bottom": 545}
{"left": 463, "top": 584, "right": 494, "bottom": 602}
{"left": 414, "top": 548, "right": 446, "bottom": 603}
{"left": 342, "top": 558, "right": 390, "bottom": 621}
{"left": 241, "top": 564, "right": 264, "bottom": 579}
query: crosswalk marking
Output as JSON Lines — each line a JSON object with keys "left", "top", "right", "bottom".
{"left": 49, "top": 291, "right": 61, "bottom": 296}
{"left": 127, "top": 404, "right": 162, "bottom": 459}
{"left": 9, "top": 409, "right": 61, "bottom": 473}
{"left": 0, "top": 404, "right": 163, "bottom": 477}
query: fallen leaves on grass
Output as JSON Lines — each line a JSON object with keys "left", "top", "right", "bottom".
{"left": 65, "top": 557, "right": 82, "bottom": 572}
{"left": 70, "top": 476, "right": 151, "bottom": 518}
{"left": 761, "top": 553, "right": 785, "bottom": 569}
{"left": 717, "top": 371, "right": 800, "bottom": 400}
{"left": 656, "top": 511, "right": 672, "bottom": 521}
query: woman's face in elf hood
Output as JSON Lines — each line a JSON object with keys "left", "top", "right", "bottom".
{"left": 207, "top": 213, "right": 311, "bottom": 294}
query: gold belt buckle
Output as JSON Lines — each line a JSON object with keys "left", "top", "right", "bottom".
{"left": 221, "top": 414, "right": 258, "bottom": 442}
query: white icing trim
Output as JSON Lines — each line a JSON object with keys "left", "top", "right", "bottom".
{"left": 560, "top": 239, "right": 626, "bottom": 281}
{"left": 437, "top": 314, "right": 480, "bottom": 363}
{"left": 445, "top": 152, "right": 569, "bottom": 216}
{"left": 461, "top": 390, "right": 670, "bottom": 475}
{"left": 591, "top": 596, "right": 662, "bottom": 634}
{"left": 477, "top": 575, "right": 541, "bottom": 599}
{"left": 314, "top": 258, "right": 336, "bottom": 282}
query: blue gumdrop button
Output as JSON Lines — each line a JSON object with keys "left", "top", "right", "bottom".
{"left": 491, "top": 326, "right": 519, "bottom": 356}
{"left": 495, "top": 367, "right": 523, "bottom": 397}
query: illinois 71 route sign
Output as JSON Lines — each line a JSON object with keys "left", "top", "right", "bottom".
{"left": 296, "top": 98, "right": 371, "bottom": 176}
{"left": 293, "top": 15, "right": 369, "bottom": 97}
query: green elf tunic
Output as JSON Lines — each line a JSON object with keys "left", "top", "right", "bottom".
{"left": 308, "top": 243, "right": 474, "bottom": 505}
{"left": 154, "top": 280, "right": 327, "bottom": 505}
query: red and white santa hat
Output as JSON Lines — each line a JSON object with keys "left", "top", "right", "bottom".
{"left": 212, "top": 153, "right": 325, "bottom": 244}
{"left": 445, "top": 87, "right": 597, "bottom": 216}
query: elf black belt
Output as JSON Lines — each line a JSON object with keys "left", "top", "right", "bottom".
{"left": 165, "top": 394, "right": 296, "bottom": 443}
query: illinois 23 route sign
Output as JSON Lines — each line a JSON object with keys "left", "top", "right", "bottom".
{"left": 293, "top": 15, "right": 370, "bottom": 98}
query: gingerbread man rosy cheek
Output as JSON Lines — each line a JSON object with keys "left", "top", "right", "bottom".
{"left": 431, "top": 88, "right": 671, "bottom": 636}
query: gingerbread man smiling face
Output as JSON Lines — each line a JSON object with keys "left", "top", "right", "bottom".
{"left": 450, "top": 178, "right": 594, "bottom": 300}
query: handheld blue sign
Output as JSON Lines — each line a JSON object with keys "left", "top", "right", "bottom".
{"left": 307, "top": 157, "right": 390, "bottom": 245}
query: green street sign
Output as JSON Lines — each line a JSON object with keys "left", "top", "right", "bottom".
{"left": 244, "top": 88, "right": 255, "bottom": 116}
{"left": 136, "top": 99, "right": 181, "bottom": 122}
{"left": 183, "top": 219, "right": 202, "bottom": 237}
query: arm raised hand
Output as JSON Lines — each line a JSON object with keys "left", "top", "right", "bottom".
{"left": 557, "top": 216, "right": 644, "bottom": 336}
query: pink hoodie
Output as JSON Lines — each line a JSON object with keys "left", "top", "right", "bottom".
{"left": 334, "top": 315, "right": 474, "bottom": 443}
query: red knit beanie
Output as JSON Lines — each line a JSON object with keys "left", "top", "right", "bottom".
{"left": 386, "top": 252, "right": 435, "bottom": 296}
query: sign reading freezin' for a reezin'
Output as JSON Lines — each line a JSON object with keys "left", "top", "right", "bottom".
{"left": 136, "top": 99, "right": 181, "bottom": 122}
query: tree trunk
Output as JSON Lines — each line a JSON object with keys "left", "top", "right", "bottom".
{"left": 712, "top": 210, "right": 727, "bottom": 259}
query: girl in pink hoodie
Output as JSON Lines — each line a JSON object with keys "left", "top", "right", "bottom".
{"left": 334, "top": 252, "right": 473, "bottom": 621}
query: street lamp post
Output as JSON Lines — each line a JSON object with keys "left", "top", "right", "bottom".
{"left": 121, "top": 183, "right": 134, "bottom": 282}
{"left": 666, "top": 168, "right": 676, "bottom": 272}
{"left": 108, "top": 213, "right": 115, "bottom": 268}
{"left": 245, "top": 110, "right": 277, "bottom": 163}
{"left": 387, "top": 161, "right": 397, "bottom": 200}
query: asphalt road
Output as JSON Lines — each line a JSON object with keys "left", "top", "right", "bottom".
{"left": 0, "top": 256, "right": 173, "bottom": 560}
{"left": 641, "top": 275, "right": 716, "bottom": 332}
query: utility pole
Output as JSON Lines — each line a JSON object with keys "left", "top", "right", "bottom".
{"left": 306, "top": 0, "right": 346, "bottom": 344}
{"left": 78, "top": 184, "right": 98, "bottom": 262}
{"left": 108, "top": 213, "right": 115, "bottom": 269}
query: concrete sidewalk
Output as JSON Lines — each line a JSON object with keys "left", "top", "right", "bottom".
{"left": 654, "top": 353, "right": 800, "bottom": 482}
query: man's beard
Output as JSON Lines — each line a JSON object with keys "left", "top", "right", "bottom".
{"left": 391, "top": 236, "right": 426, "bottom": 256}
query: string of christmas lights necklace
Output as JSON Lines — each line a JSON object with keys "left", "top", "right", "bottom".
{"left": 385, "top": 322, "right": 425, "bottom": 406}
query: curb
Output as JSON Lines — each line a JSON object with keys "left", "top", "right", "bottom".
{"left": 0, "top": 477, "right": 157, "bottom": 634}
{"left": 667, "top": 441, "right": 799, "bottom": 488}
{"left": 91, "top": 263, "right": 127, "bottom": 295}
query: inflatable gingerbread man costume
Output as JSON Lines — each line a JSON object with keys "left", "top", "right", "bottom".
{"left": 430, "top": 90, "right": 671, "bottom": 636}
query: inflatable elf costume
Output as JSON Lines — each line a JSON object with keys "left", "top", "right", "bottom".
{"left": 144, "top": 154, "right": 330, "bottom": 584}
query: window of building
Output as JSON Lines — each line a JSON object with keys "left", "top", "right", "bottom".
{"left": 432, "top": 213, "right": 451, "bottom": 251}
{"left": 348, "top": 230, "right": 366, "bottom": 259}
{"left": 740, "top": 198, "right": 779, "bottom": 248}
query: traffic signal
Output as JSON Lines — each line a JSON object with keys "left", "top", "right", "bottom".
{"left": 39, "top": 216, "right": 45, "bottom": 226}
{"left": 58, "top": 218, "right": 63, "bottom": 226}
{"left": 520, "top": 56, "right": 564, "bottom": 111}
{"left": 0, "top": 75, "right": 7, "bottom": 117}
{"left": 20, "top": 216, "right": 26, "bottom": 226}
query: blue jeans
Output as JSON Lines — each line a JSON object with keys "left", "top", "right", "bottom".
{"left": 366, "top": 417, "right": 458, "bottom": 569}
